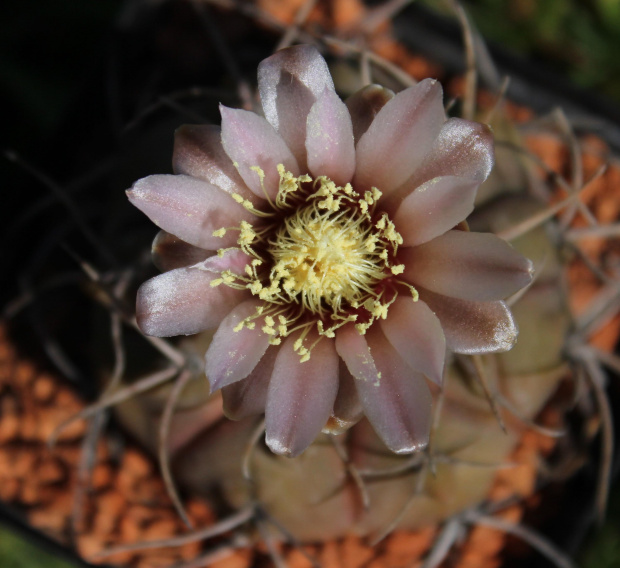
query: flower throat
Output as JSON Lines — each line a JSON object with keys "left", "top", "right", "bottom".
{"left": 211, "top": 165, "right": 416, "bottom": 361}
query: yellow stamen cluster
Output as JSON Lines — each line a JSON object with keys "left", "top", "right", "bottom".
{"left": 211, "top": 165, "right": 412, "bottom": 361}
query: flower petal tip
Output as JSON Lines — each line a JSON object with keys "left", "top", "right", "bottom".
{"left": 393, "top": 440, "right": 429, "bottom": 455}
{"left": 265, "top": 436, "right": 300, "bottom": 458}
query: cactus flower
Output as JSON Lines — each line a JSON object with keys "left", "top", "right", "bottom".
{"left": 127, "top": 45, "right": 533, "bottom": 458}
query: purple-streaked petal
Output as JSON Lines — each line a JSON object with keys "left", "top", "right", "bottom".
{"left": 221, "top": 346, "right": 278, "bottom": 420}
{"left": 401, "top": 231, "right": 533, "bottom": 301}
{"left": 127, "top": 174, "right": 255, "bottom": 250}
{"left": 353, "top": 79, "right": 445, "bottom": 195}
{"left": 306, "top": 87, "right": 355, "bottom": 185}
{"left": 136, "top": 266, "right": 248, "bottom": 337}
{"left": 152, "top": 230, "right": 212, "bottom": 272}
{"left": 345, "top": 84, "right": 394, "bottom": 144}
{"left": 220, "top": 105, "right": 299, "bottom": 200}
{"left": 172, "top": 124, "right": 258, "bottom": 202}
{"left": 265, "top": 333, "right": 339, "bottom": 457}
{"left": 419, "top": 287, "right": 518, "bottom": 354}
{"left": 206, "top": 299, "right": 271, "bottom": 392}
{"left": 355, "top": 327, "right": 432, "bottom": 454}
{"left": 325, "top": 361, "right": 363, "bottom": 434}
{"left": 387, "top": 118, "right": 494, "bottom": 207}
{"left": 392, "top": 176, "right": 479, "bottom": 247}
{"left": 380, "top": 297, "right": 445, "bottom": 386}
{"left": 258, "top": 44, "right": 334, "bottom": 170}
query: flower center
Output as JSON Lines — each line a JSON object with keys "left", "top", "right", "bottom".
{"left": 211, "top": 165, "right": 415, "bottom": 361}
{"left": 268, "top": 203, "right": 387, "bottom": 315}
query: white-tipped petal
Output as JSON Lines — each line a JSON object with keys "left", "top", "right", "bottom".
{"left": 401, "top": 231, "right": 534, "bottom": 301}
{"left": 127, "top": 174, "right": 254, "bottom": 250}
{"left": 393, "top": 176, "right": 479, "bottom": 247}
{"left": 206, "top": 299, "right": 271, "bottom": 392}
{"left": 335, "top": 323, "right": 381, "bottom": 384}
{"left": 355, "top": 327, "right": 432, "bottom": 454}
{"left": 420, "top": 288, "right": 518, "bottom": 354}
{"left": 409, "top": 117, "right": 494, "bottom": 186}
{"left": 221, "top": 346, "right": 278, "bottom": 420}
{"left": 220, "top": 105, "right": 299, "bottom": 200}
{"left": 380, "top": 297, "right": 445, "bottom": 386}
{"left": 258, "top": 44, "right": 334, "bottom": 169}
{"left": 172, "top": 124, "right": 257, "bottom": 201}
{"left": 306, "top": 87, "right": 356, "bottom": 185}
{"left": 265, "top": 332, "right": 339, "bottom": 457}
{"left": 136, "top": 266, "right": 247, "bottom": 337}
{"left": 354, "top": 79, "right": 445, "bottom": 195}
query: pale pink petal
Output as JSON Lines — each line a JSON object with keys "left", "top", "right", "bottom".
{"left": 127, "top": 174, "right": 255, "bottom": 250}
{"left": 353, "top": 79, "right": 445, "bottom": 195}
{"left": 335, "top": 323, "right": 381, "bottom": 384}
{"left": 306, "top": 87, "right": 355, "bottom": 185}
{"left": 392, "top": 176, "right": 479, "bottom": 246}
{"left": 345, "top": 84, "right": 394, "bottom": 144}
{"left": 136, "top": 266, "right": 248, "bottom": 337}
{"left": 220, "top": 105, "right": 299, "bottom": 201}
{"left": 326, "top": 361, "right": 363, "bottom": 434}
{"left": 355, "top": 327, "right": 432, "bottom": 454}
{"left": 401, "top": 231, "right": 533, "bottom": 301}
{"left": 386, "top": 118, "right": 494, "bottom": 207}
{"left": 206, "top": 299, "right": 271, "bottom": 391}
{"left": 172, "top": 124, "right": 258, "bottom": 202}
{"left": 151, "top": 230, "right": 212, "bottom": 272}
{"left": 258, "top": 44, "right": 334, "bottom": 169}
{"left": 420, "top": 288, "right": 518, "bottom": 354}
{"left": 221, "top": 346, "right": 278, "bottom": 420}
{"left": 413, "top": 118, "right": 494, "bottom": 185}
{"left": 380, "top": 297, "right": 445, "bottom": 386}
{"left": 200, "top": 248, "right": 253, "bottom": 276}
{"left": 265, "top": 332, "right": 339, "bottom": 457}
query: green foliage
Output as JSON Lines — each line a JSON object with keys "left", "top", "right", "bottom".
{"left": 580, "top": 487, "right": 620, "bottom": 568}
{"left": 424, "top": 0, "right": 620, "bottom": 102}
{"left": 0, "top": 524, "right": 76, "bottom": 568}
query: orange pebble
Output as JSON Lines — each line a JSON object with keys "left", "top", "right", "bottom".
{"left": 286, "top": 546, "right": 317, "bottom": 568}
{"left": 11, "top": 449, "right": 37, "bottom": 478}
{"left": 41, "top": 408, "right": 86, "bottom": 441}
{"left": 29, "top": 501, "right": 69, "bottom": 535}
{"left": 14, "top": 361, "right": 35, "bottom": 386}
{"left": 0, "top": 412, "right": 20, "bottom": 443}
{"left": 0, "top": 477, "right": 21, "bottom": 501}
{"left": 185, "top": 498, "right": 216, "bottom": 525}
{"left": 119, "top": 514, "right": 143, "bottom": 544}
{"left": 136, "top": 552, "right": 180, "bottom": 568}
{"left": 178, "top": 538, "right": 203, "bottom": 562}
{"left": 339, "top": 535, "right": 374, "bottom": 568}
{"left": 32, "top": 375, "right": 56, "bottom": 402}
{"left": 96, "top": 489, "right": 127, "bottom": 526}
{"left": 141, "top": 517, "right": 180, "bottom": 541}
{"left": 122, "top": 448, "right": 153, "bottom": 479}
{"left": 76, "top": 534, "right": 106, "bottom": 560}
{"left": 55, "top": 388, "right": 81, "bottom": 410}
{"left": 19, "top": 413, "right": 39, "bottom": 441}
{"left": 38, "top": 456, "right": 66, "bottom": 484}
{"left": 384, "top": 527, "right": 437, "bottom": 561}
{"left": 209, "top": 548, "right": 253, "bottom": 568}
{"left": 91, "top": 462, "right": 114, "bottom": 491}
{"left": 319, "top": 540, "right": 342, "bottom": 568}
{"left": 19, "top": 477, "right": 41, "bottom": 505}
